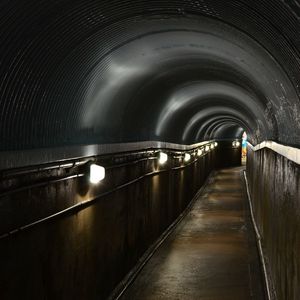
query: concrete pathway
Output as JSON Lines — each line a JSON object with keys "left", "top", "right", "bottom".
{"left": 120, "top": 167, "right": 266, "bottom": 300}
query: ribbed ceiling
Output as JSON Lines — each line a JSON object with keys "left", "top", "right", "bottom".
{"left": 0, "top": 0, "right": 300, "bottom": 151}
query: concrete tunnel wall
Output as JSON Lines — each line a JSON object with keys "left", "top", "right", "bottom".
{"left": 247, "top": 147, "right": 300, "bottom": 300}
{"left": 0, "top": 145, "right": 223, "bottom": 299}
{"left": 1, "top": 0, "right": 300, "bottom": 299}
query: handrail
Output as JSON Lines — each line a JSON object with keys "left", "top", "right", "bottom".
{"left": 0, "top": 140, "right": 213, "bottom": 171}
{"left": 0, "top": 143, "right": 215, "bottom": 197}
{"left": 248, "top": 141, "right": 300, "bottom": 165}
{"left": 0, "top": 154, "right": 208, "bottom": 241}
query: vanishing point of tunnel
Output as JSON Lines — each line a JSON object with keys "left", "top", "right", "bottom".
{"left": 0, "top": 1, "right": 299, "bottom": 300}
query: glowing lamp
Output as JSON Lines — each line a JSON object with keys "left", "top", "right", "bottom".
{"left": 197, "top": 149, "right": 203, "bottom": 156}
{"left": 90, "top": 164, "right": 105, "bottom": 184}
{"left": 232, "top": 141, "right": 241, "bottom": 148}
{"left": 184, "top": 153, "right": 191, "bottom": 162}
{"left": 205, "top": 145, "right": 210, "bottom": 152}
{"left": 158, "top": 152, "right": 168, "bottom": 164}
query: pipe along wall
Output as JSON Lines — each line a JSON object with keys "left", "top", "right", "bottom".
{"left": 246, "top": 146, "right": 300, "bottom": 300}
{"left": 0, "top": 142, "right": 235, "bottom": 299}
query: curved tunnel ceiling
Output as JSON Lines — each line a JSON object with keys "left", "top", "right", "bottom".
{"left": 196, "top": 116, "right": 248, "bottom": 141}
{"left": 1, "top": 0, "right": 300, "bottom": 152}
{"left": 211, "top": 123, "right": 244, "bottom": 140}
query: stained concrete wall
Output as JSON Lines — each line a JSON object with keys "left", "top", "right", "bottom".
{"left": 0, "top": 149, "right": 217, "bottom": 299}
{"left": 247, "top": 147, "right": 300, "bottom": 300}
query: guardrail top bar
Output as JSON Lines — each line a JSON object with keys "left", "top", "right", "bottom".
{"left": 0, "top": 140, "right": 214, "bottom": 171}
{"left": 248, "top": 141, "right": 300, "bottom": 165}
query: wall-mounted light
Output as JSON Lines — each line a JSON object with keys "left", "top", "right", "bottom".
{"left": 197, "top": 149, "right": 203, "bottom": 156}
{"left": 232, "top": 141, "right": 241, "bottom": 148}
{"left": 184, "top": 153, "right": 191, "bottom": 162}
{"left": 158, "top": 152, "right": 168, "bottom": 164}
{"left": 214, "top": 142, "right": 218, "bottom": 147}
{"left": 205, "top": 145, "right": 210, "bottom": 152}
{"left": 90, "top": 164, "right": 105, "bottom": 184}
{"left": 210, "top": 144, "right": 215, "bottom": 149}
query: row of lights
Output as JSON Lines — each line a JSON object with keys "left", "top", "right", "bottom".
{"left": 158, "top": 142, "right": 218, "bottom": 165}
{"left": 89, "top": 142, "right": 219, "bottom": 184}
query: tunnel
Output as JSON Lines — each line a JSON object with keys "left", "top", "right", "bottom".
{"left": 0, "top": 0, "right": 300, "bottom": 299}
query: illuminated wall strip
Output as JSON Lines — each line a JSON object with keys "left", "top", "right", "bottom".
{"left": 248, "top": 141, "right": 300, "bottom": 165}
{"left": 0, "top": 140, "right": 215, "bottom": 171}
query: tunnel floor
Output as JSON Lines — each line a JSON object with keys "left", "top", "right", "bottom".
{"left": 119, "top": 167, "right": 266, "bottom": 300}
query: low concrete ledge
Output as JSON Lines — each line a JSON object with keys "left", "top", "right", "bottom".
{"left": 248, "top": 141, "right": 300, "bottom": 165}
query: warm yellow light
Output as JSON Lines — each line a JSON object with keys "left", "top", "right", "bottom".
{"left": 158, "top": 152, "right": 168, "bottom": 164}
{"left": 205, "top": 145, "right": 210, "bottom": 152}
{"left": 197, "top": 149, "right": 203, "bottom": 156}
{"left": 214, "top": 142, "right": 218, "bottom": 147}
{"left": 210, "top": 144, "right": 215, "bottom": 149}
{"left": 90, "top": 164, "right": 105, "bottom": 184}
{"left": 232, "top": 141, "right": 241, "bottom": 147}
{"left": 184, "top": 153, "right": 191, "bottom": 162}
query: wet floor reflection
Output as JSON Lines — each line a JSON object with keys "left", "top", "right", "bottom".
{"left": 120, "top": 167, "right": 266, "bottom": 300}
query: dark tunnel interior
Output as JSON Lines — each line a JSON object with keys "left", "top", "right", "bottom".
{"left": 1, "top": 0, "right": 300, "bottom": 151}
{"left": 1, "top": 1, "right": 300, "bottom": 300}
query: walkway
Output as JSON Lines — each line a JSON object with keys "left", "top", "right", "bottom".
{"left": 120, "top": 167, "right": 266, "bottom": 300}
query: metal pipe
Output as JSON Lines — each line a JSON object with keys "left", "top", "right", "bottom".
{"left": 0, "top": 156, "right": 205, "bottom": 240}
